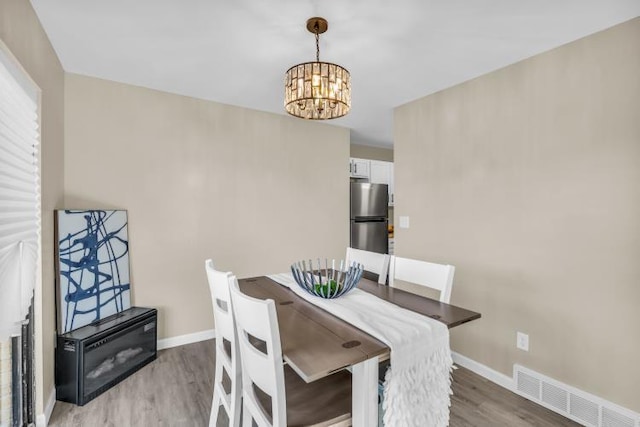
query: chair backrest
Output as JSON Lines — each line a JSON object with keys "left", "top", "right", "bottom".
{"left": 345, "top": 247, "right": 391, "bottom": 285}
{"left": 204, "top": 259, "right": 241, "bottom": 426}
{"left": 205, "top": 259, "right": 239, "bottom": 360}
{"left": 229, "top": 277, "right": 286, "bottom": 427}
{"left": 389, "top": 256, "right": 455, "bottom": 303}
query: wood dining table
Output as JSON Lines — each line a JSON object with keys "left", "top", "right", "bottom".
{"left": 238, "top": 274, "right": 481, "bottom": 427}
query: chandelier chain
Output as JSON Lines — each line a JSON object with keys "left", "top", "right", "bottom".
{"left": 315, "top": 24, "right": 320, "bottom": 62}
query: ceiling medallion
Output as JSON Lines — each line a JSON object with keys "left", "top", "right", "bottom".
{"left": 284, "top": 17, "right": 351, "bottom": 120}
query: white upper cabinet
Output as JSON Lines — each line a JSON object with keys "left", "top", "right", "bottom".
{"left": 369, "top": 160, "right": 394, "bottom": 206}
{"left": 349, "top": 158, "right": 370, "bottom": 179}
{"left": 369, "top": 160, "right": 388, "bottom": 184}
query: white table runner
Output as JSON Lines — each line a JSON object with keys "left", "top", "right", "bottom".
{"left": 268, "top": 273, "right": 453, "bottom": 427}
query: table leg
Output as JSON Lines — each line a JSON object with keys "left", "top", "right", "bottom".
{"left": 352, "top": 356, "right": 379, "bottom": 427}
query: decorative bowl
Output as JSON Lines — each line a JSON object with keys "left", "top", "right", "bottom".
{"left": 290, "top": 259, "right": 364, "bottom": 299}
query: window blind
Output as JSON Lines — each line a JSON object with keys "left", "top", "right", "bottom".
{"left": 0, "top": 48, "right": 40, "bottom": 344}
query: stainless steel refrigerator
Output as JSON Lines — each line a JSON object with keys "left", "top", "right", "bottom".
{"left": 350, "top": 182, "right": 389, "bottom": 254}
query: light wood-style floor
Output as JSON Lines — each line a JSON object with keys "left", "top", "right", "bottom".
{"left": 49, "top": 340, "right": 578, "bottom": 426}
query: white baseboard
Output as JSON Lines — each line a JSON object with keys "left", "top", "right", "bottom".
{"left": 451, "top": 351, "right": 514, "bottom": 391}
{"left": 35, "top": 386, "right": 56, "bottom": 427}
{"left": 157, "top": 329, "right": 215, "bottom": 351}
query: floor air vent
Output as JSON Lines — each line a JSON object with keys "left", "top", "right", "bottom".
{"left": 601, "top": 407, "right": 636, "bottom": 427}
{"left": 515, "top": 370, "right": 540, "bottom": 400}
{"left": 542, "top": 381, "right": 568, "bottom": 413}
{"left": 570, "top": 393, "right": 599, "bottom": 426}
{"left": 513, "top": 365, "right": 640, "bottom": 427}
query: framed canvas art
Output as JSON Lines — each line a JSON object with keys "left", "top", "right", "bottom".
{"left": 55, "top": 210, "right": 131, "bottom": 333}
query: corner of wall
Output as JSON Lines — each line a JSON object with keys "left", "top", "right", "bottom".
{"left": 35, "top": 386, "right": 56, "bottom": 427}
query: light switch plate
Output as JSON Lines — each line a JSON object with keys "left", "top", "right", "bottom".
{"left": 399, "top": 216, "right": 410, "bottom": 229}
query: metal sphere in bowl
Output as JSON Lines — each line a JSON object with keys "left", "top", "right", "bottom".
{"left": 290, "top": 258, "right": 364, "bottom": 299}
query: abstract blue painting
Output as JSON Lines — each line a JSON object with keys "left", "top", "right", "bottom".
{"left": 56, "top": 210, "right": 131, "bottom": 333}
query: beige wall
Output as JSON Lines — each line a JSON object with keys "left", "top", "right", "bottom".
{"left": 350, "top": 143, "right": 393, "bottom": 162}
{"left": 394, "top": 18, "right": 640, "bottom": 412}
{"left": 64, "top": 74, "right": 350, "bottom": 340}
{"left": 0, "top": 0, "right": 65, "bottom": 418}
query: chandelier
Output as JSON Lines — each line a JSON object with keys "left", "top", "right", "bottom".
{"left": 284, "top": 17, "right": 351, "bottom": 120}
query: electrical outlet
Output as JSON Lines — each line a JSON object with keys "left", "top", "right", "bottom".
{"left": 517, "top": 332, "right": 529, "bottom": 351}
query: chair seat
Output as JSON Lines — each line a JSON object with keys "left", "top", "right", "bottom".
{"left": 256, "top": 365, "right": 352, "bottom": 427}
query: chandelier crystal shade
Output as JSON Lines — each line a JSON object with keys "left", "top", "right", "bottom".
{"left": 284, "top": 17, "right": 351, "bottom": 120}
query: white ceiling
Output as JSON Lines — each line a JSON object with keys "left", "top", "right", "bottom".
{"left": 31, "top": 0, "right": 640, "bottom": 148}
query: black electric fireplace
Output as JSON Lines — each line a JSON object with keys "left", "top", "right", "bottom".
{"left": 55, "top": 307, "right": 157, "bottom": 406}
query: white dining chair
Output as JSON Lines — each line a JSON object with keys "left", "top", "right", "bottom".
{"left": 204, "top": 259, "right": 242, "bottom": 427}
{"left": 228, "top": 276, "right": 352, "bottom": 427}
{"left": 388, "top": 256, "right": 455, "bottom": 303}
{"left": 345, "top": 247, "right": 391, "bottom": 285}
